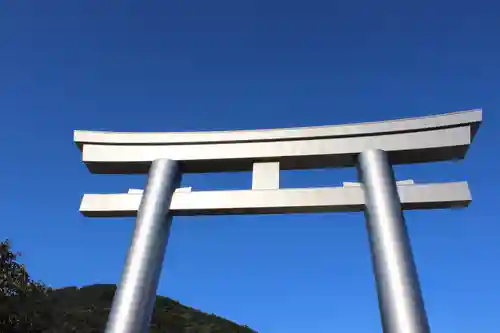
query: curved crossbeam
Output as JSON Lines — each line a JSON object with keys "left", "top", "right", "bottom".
{"left": 75, "top": 110, "right": 482, "bottom": 174}
{"left": 75, "top": 109, "right": 481, "bottom": 146}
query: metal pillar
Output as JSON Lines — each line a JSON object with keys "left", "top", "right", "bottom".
{"left": 105, "top": 159, "right": 181, "bottom": 333}
{"left": 357, "top": 149, "right": 430, "bottom": 333}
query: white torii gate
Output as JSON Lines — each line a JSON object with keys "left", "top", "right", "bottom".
{"left": 75, "top": 109, "right": 482, "bottom": 333}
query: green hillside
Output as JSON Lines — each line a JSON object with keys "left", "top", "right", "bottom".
{"left": 1, "top": 240, "right": 257, "bottom": 333}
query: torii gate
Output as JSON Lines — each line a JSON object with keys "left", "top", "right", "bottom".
{"left": 75, "top": 109, "right": 482, "bottom": 333}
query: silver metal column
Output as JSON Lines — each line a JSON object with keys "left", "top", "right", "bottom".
{"left": 105, "top": 159, "right": 181, "bottom": 333}
{"left": 357, "top": 149, "right": 430, "bottom": 333}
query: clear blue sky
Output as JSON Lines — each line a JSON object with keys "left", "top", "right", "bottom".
{"left": 1, "top": 1, "right": 499, "bottom": 332}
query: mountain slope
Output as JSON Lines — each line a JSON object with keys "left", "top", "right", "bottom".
{"left": 3, "top": 284, "right": 257, "bottom": 333}
{"left": 1, "top": 239, "right": 257, "bottom": 333}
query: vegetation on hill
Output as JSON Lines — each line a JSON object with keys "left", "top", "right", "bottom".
{"left": 0, "top": 239, "right": 257, "bottom": 333}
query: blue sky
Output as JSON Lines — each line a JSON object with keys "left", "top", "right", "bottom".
{"left": 1, "top": 1, "right": 499, "bottom": 332}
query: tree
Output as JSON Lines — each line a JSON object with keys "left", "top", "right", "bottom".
{"left": 0, "top": 239, "right": 50, "bottom": 332}
{"left": 0, "top": 239, "right": 48, "bottom": 296}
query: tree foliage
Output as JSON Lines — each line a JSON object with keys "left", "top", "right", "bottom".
{"left": 1, "top": 239, "right": 48, "bottom": 297}
{"left": 0, "top": 239, "right": 257, "bottom": 333}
